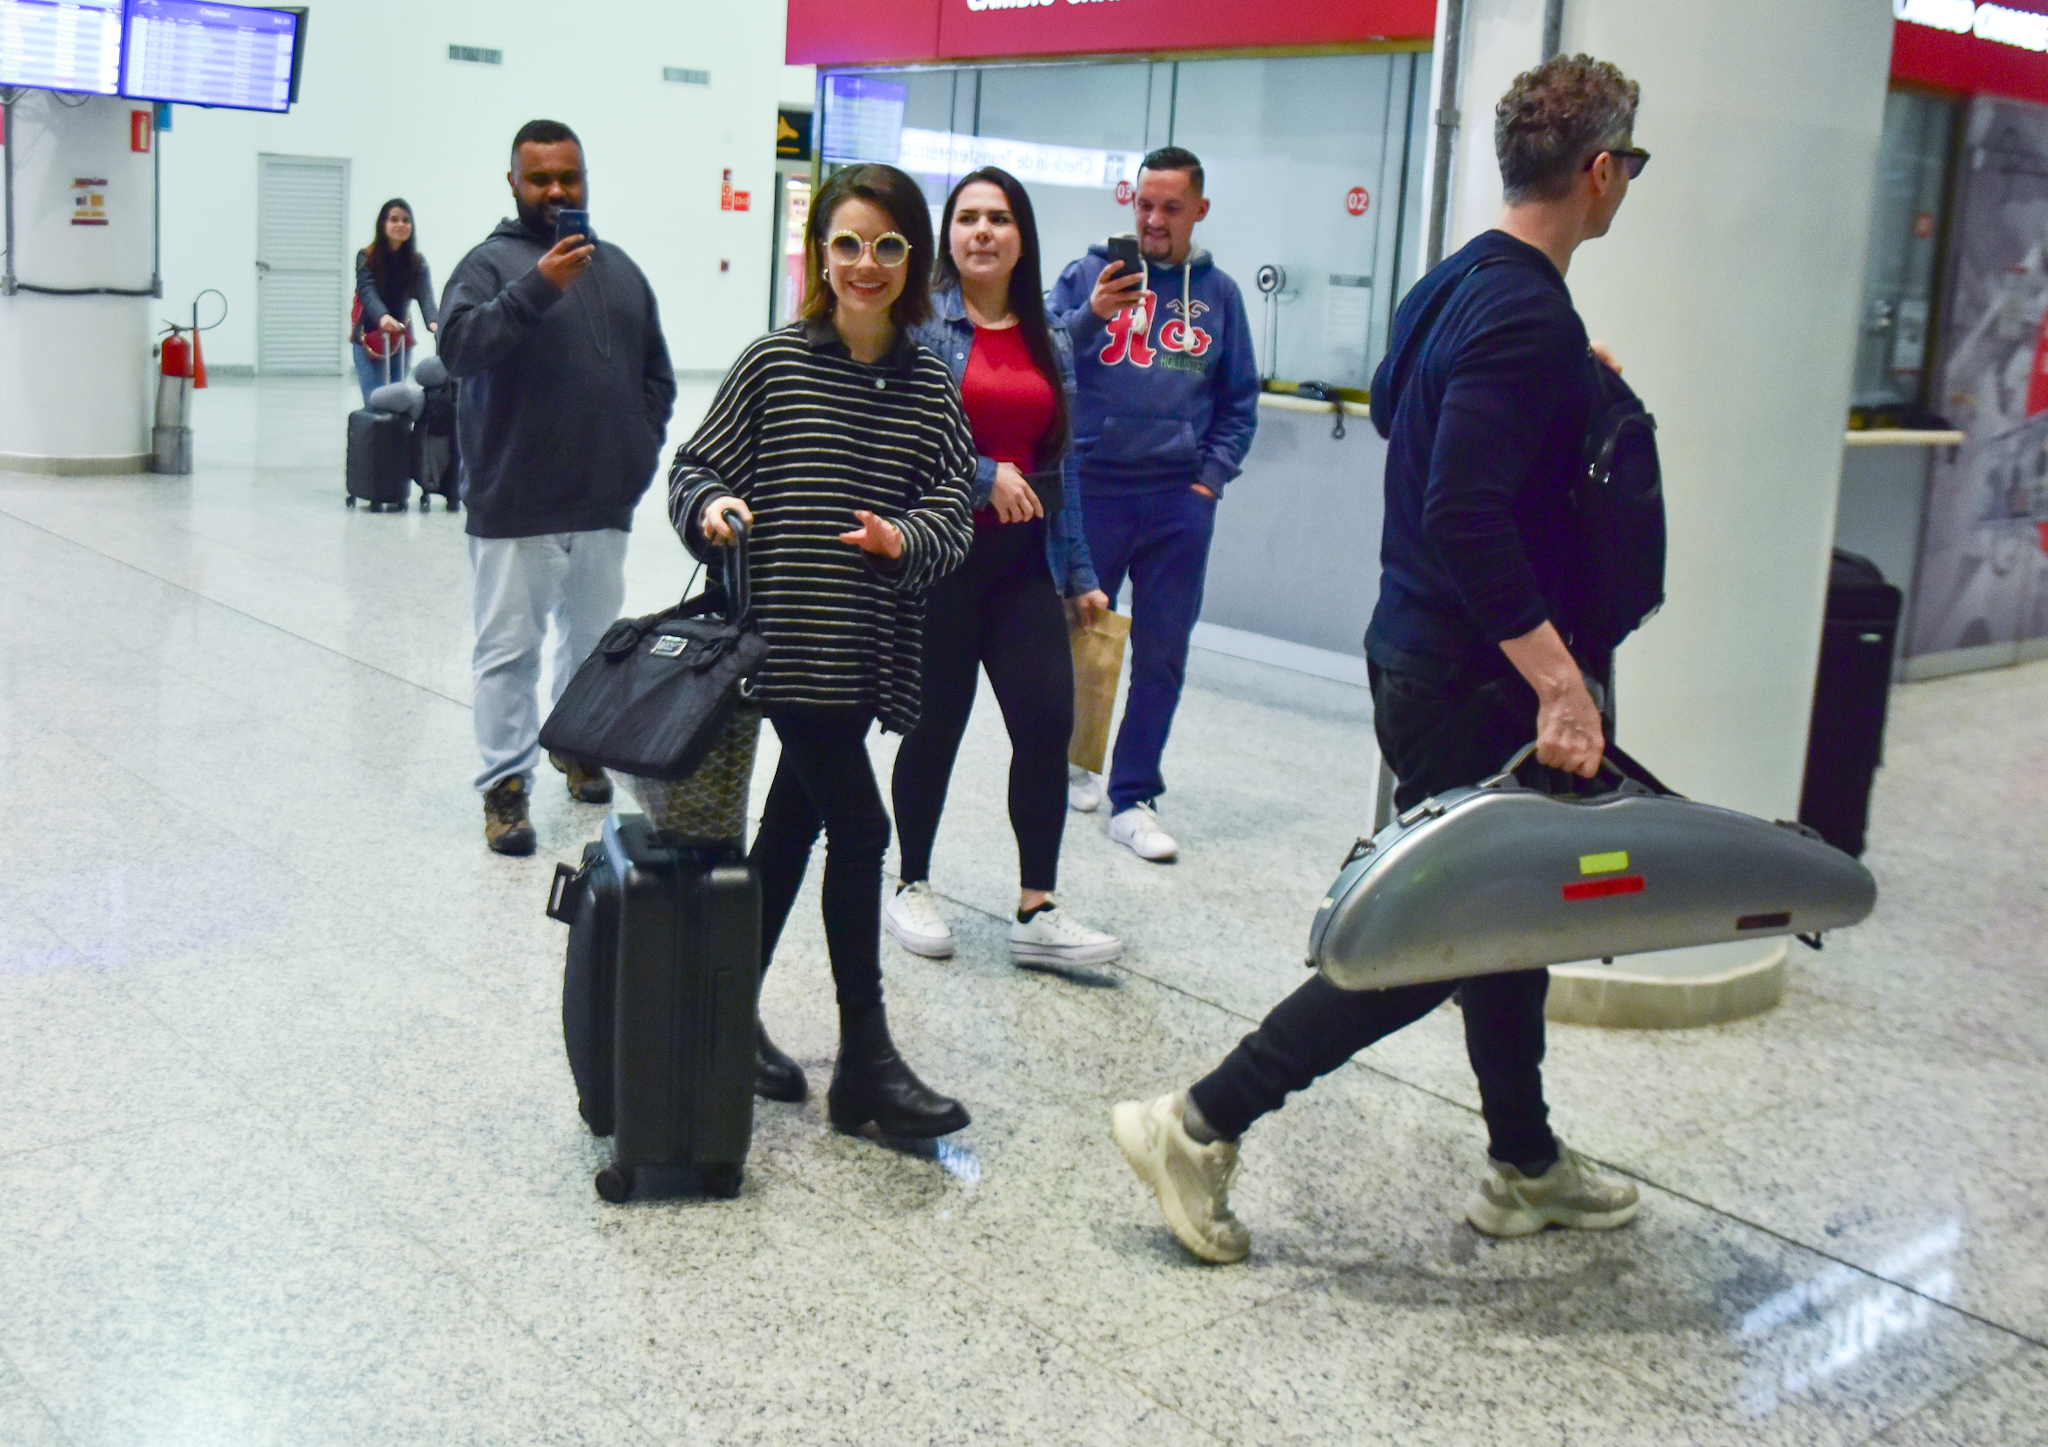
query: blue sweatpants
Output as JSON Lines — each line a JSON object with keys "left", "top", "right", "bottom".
{"left": 1079, "top": 483, "right": 1219, "bottom": 814}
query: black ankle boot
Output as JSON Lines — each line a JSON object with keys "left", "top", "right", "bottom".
{"left": 755, "top": 1023, "right": 807, "bottom": 1103}
{"left": 827, "top": 1006, "right": 970, "bottom": 1138}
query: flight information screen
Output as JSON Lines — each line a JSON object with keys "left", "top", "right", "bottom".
{"left": 0, "top": 0, "right": 124, "bottom": 94}
{"left": 120, "top": 0, "right": 297, "bottom": 112}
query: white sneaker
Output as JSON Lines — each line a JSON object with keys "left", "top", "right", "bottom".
{"left": 882, "top": 881, "right": 955, "bottom": 958}
{"left": 1107, "top": 802, "right": 1178, "bottom": 862}
{"left": 1111, "top": 1092, "right": 1249, "bottom": 1264}
{"left": 1010, "top": 903, "right": 1121, "bottom": 966}
{"left": 1067, "top": 764, "right": 1102, "bottom": 813}
{"left": 1465, "top": 1139, "right": 1641, "bottom": 1237}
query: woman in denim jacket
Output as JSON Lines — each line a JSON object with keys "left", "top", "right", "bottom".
{"left": 888, "top": 166, "right": 1122, "bottom": 970}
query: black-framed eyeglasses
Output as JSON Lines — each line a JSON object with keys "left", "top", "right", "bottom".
{"left": 1585, "top": 147, "right": 1650, "bottom": 179}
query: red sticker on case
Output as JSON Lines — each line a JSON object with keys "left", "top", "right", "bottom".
{"left": 1562, "top": 875, "right": 1645, "bottom": 902}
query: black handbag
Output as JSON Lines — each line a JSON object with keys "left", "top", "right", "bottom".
{"left": 540, "top": 518, "right": 767, "bottom": 781}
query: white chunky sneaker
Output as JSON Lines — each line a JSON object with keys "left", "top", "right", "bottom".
{"left": 1107, "top": 802, "right": 1178, "bottom": 862}
{"left": 1111, "top": 1092, "right": 1249, "bottom": 1264}
{"left": 1010, "top": 904, "right": 1122, "bottom": 967}
{"left": 1067, "top": 764, "right": 1102, "bottom": 813}
{"left": 882, "top": 881, "right": 956, "bottom": 959}
{"left": 1465, "top": 1139, "right": 1641, "bottom": 1237}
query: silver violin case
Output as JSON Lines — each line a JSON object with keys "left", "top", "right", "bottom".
{"left": 1309, "top": 745, "right": 1876, "bottom": 991}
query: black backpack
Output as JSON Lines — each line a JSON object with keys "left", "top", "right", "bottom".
{"left": 1560, "top": 360, "right": 1665, "bottom": 660}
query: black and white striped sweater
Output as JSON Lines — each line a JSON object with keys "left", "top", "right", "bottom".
{"left": 668, "top": 320, "right": 976, "bottom": 734}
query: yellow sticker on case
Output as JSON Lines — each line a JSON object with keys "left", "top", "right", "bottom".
{"left": 1578, "top": 850, "right": 1630, "bottom": 876}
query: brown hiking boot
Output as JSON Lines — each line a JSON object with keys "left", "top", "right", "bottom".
{"left": 483, "top": 776, "right": 537, "bottom": 855}
{"left": 549, "top": 752, "right": 613, "bottom": 805}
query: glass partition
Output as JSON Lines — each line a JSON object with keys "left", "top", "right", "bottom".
{"left": 1851, "top": 89, "right": 1959, "bottom": 421}
{"left": 1171, "top": 55, "right": 1427, "bottom": 390}
{"left": 817, "top": 51, "right": 1430, "bottom": 392}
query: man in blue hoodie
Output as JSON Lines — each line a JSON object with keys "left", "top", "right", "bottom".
{"left": 1112, "top": 56, "right": 1646, "bottom": 1263}
{"left": 1050, "top": 148, "right": 1260, "bottom": 862}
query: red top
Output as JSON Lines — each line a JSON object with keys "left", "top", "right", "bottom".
{"left": 961, "top": 322, "right": 1057, "bottom": 471}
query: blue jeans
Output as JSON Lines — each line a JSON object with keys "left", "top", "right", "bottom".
{"left": 353, "top": 342, "right": 409, "bottom": 406}
{"left": 1079, "top": 482, "right": 1219, "bottom": 814}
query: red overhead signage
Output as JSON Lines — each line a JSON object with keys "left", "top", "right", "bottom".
{"left": 786, "top": 0, "right": 1436, "bottom": 67}
{"left": 1893, "top": 2, "right": 2048, "bottom": 107}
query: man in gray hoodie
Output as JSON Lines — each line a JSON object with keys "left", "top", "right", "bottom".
{"left": 440, "top": 118, "right": 677, "bottom": 854}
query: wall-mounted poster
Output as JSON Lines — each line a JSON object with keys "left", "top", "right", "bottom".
{"left": 1917, "top": 95, "right": 2048, "bottom": 660}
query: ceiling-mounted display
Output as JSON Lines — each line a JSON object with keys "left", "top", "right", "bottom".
{"left": 119, "top": 0, "right": 298, "bottom": 113}
{"left": 0, "top": 0, "right": 126, "bottom": 95}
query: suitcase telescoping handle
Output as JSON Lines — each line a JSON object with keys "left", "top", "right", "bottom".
{"left": 381, "top": 331, "right": 409, "bottom": 387}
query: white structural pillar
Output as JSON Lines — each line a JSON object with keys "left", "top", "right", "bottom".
{"left": 0, "top": 92, "right": 157, "bottom": 473}
{"left": 1427, "top": 0, "right": 1895, "bottom": 1026}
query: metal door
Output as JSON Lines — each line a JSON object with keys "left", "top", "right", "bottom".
{"left": 256, "top": 154, "right": 349, "bottom": 375}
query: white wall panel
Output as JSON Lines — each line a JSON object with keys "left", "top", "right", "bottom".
{"left": 154, "top": 1, "right": 803, "bottom": 388}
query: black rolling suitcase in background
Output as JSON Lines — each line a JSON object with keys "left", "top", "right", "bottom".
{"left": 346, "top": 338, "right": 414, "bottom": 512}
{"left": 412, "top": 355, "right": 460, "bottom": 512}
{"left": 550, "top": 813, "right": 761, "bottom": 1201}
{"left": 1799, "top": 548, "right": 1903, "bottom": 857}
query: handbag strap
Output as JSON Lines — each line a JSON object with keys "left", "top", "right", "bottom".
{"left": 663, "top": 510, "right": 753, "bottom": 625}
{"left": 717, "top": 512, "right": 752, "bottom": 625}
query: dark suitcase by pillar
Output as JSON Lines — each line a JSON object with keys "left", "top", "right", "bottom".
{"left": 345, "top": 339, "right": 414, "bottom": 512}
{"left": 1798, "top": 549, "right": 1902, "bottom": 857}
{"left": 549, "top": 813, "right": 760, "bottom": 1201}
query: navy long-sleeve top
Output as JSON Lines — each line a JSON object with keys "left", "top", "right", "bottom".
{"left": 1365, "top": 230, "right": 1601, "bottom": 675}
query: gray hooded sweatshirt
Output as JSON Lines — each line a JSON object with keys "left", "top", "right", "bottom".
{"left": 437, "top": 217, "right": 677, "bottom": 539}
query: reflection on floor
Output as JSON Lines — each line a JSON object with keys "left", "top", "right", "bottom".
{"left": 0, "top": 376, "right": 2043, "bottom": 1446}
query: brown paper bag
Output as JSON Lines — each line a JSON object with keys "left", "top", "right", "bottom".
{"left": 1068, "top": 609, "right": 1132, "bottom": 775}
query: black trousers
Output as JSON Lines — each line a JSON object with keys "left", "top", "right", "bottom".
{"left": 1188, "top": 659, "right": 1561, "bottom": 1169}
{"left": 752, "top": 706, "right": 890, "bottom": 1015}
{"left": 891, "top": 519, "right": 1073, "bottom": 893}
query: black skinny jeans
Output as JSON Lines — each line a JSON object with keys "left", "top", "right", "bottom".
{"left": 891, "top": 518, "right": 1073, "bottom": 893}
{"left": 1189, "top": 659, "right": 1561, "bottom": 1171}
{"left": 752, "top": 706, "right": 891, "bottom": 1016}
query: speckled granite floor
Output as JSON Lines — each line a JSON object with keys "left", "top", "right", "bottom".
{"left": 0, "top": 377, "right": 2042, "bottom": 1446}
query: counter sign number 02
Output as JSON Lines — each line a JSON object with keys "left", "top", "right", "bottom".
{"left": 1345, "top": 186, "right": 1370, "bottom": 217}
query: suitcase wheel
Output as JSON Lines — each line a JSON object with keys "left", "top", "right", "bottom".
{"left": 702, "top": 1164, "right": 743, "bottom": 1199}
{"left": 345, "top": 495, "right": 357, "bottom": 508}
{"left": 595, "top": 1165, "right": 635, "bottom": 1203}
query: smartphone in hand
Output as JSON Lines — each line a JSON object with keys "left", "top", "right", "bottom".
{"left": 555, "top": 209, "right": 593, "bottom": 247}
{"left": 1105, "top": 233, "right": 1144, "bottom": 286}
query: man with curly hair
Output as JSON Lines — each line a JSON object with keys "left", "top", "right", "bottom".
{"left": 1112, "top": 55, "right": 1649, "bottom": 1263}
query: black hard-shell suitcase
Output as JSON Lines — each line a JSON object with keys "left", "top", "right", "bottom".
{"left": 1798, "top": 549, "right": 1902, "bottom": 857}
{"left": 549, "top": 813, "right": 760, "bottom": 1201}
{"left": 345, "top": 340, "right": 413, "bottom": 512}
{"left": 413, "top": 359, "right": 460, "bottom": 511}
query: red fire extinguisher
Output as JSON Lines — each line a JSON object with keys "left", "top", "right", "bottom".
{"left": 159, "top": 328, "right": 192, "bottom": 379}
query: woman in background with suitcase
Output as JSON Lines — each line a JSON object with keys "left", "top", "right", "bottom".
{"left": 669, "top": 163, "right": 979, "bottom": 1140}
{"left": 886, "top": 167, "right": 1119, "bottom": 970}
{"left": 353, "top": 199, "right": 439, "bottom": 405}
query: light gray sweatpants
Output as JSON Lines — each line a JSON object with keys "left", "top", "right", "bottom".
{"left": 468, "top": 529, "right": 629, "bottom": 793}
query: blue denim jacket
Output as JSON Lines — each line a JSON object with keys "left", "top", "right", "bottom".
{"left": 910, "top": 288, "right": 1100, "bottom": 599}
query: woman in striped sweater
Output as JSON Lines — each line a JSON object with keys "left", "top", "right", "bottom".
{"left": 668, "top": 164, "right": 978, "bottom": 1140}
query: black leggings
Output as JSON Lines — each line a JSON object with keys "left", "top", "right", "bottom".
{"left": 752, "top": 706, "right": 890, "bottom": 1015}
{"left": 1188, "top": 660, "right": 1560, "bottom": 1170}
{"left": 892, "top": 519, "right": 1073, "bottom": 893}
